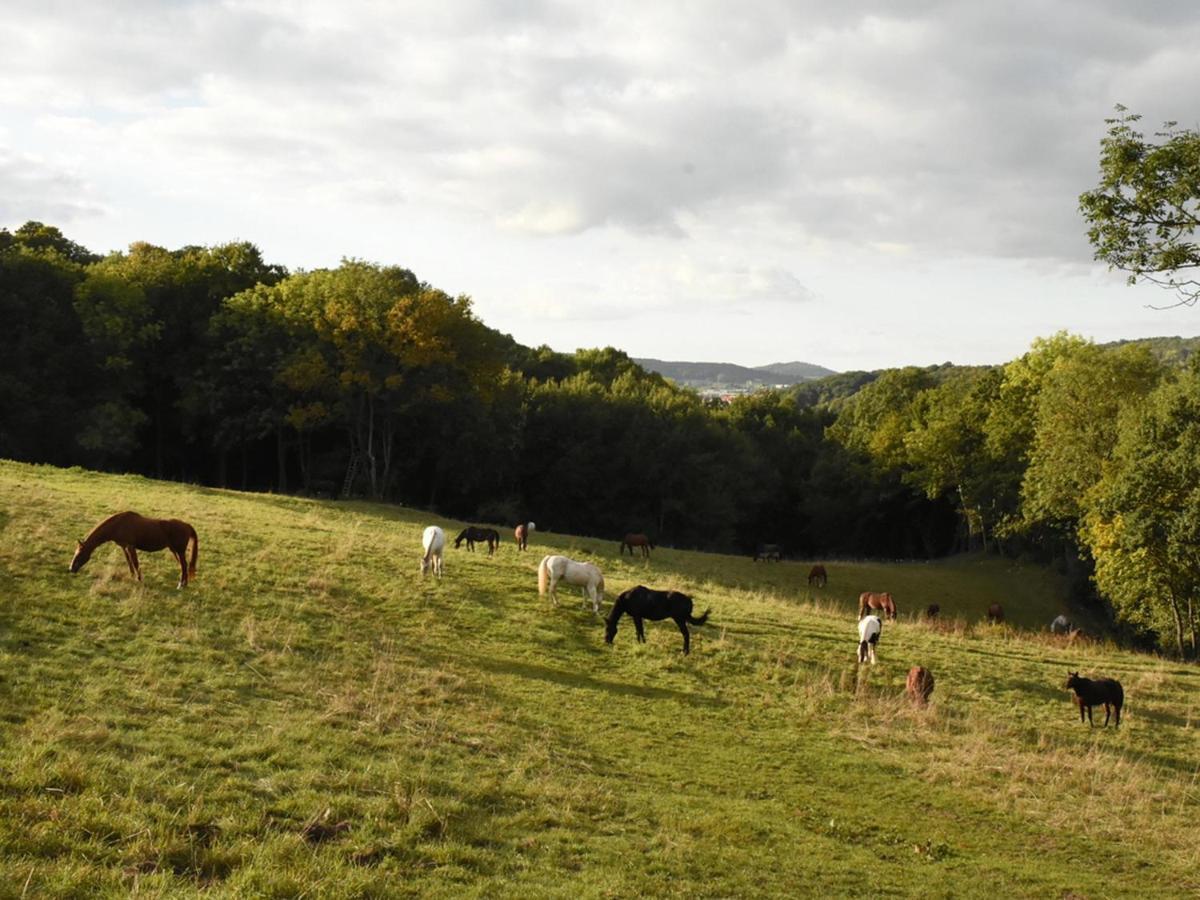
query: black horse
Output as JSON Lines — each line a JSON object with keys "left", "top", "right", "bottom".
{"left": 454, "top": 526, "right": 500, "bottom": 556}
{"left": 1065, "top": 671, "right": 1124, "bottom": 727}
{"left": 604, "top": 585, "right": 710, "bottom": 655}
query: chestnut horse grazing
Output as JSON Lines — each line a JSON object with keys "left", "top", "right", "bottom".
{"left": 514, "top": 522, "right": 534, "bottom": 551}
{"left": 907, "top": 666, "right": 935, "bottom": 705}
{"left": 70, "top": 511, "right": 198, "bottom": 589}
{"left": 605, "top": 585, "right": 709, "bottom": 655}
{"left": 620, "top": 533, "right": 654, "bottom": 558}
{"left": 986, "top": 603, "right": 1004, "bottom": 624}
{"left": 807, "top": 564, "right": 827, "bottom": 587}
{"left": 1066, "top": 671, "right": 1123, "bottom": 727}
{"left": 858, "top": 591, "right": 896, "bottom": 621}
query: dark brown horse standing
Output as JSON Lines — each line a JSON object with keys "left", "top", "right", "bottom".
{"left": 604, "top": 585, "right": 710, "bottom": 655}
{"left": 858, "top": 591, "right": 896, "bottom": 621}
{"left": 455, "top": 526, "right": 500, "bottom": 556}
{"left": 620, "top": 533, "right": 654, "bottom": 558}
{"left": 70, "top": 511, "right": 198, "bottom": 588}
{"left": 807, "top": 564, "right": 827, "bottom": 587}
{"left": 986, "top": 603, "right": 1005, "bottom": 624}
{"left": 1065, "top": 671, "right": 1123, "bottom": 727}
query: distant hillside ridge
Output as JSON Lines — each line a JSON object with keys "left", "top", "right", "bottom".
{"left": 635, "top": 357, "right": 837, "bottom": 389}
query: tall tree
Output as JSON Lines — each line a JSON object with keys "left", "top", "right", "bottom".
{"left": 1080, "top": 107, "right": 1200, "bottom": 307}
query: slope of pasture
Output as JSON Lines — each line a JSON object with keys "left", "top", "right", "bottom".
{"left": 0, "top": 460, "right": 1197, "bottom": 898}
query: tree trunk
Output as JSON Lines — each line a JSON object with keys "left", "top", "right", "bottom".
{"left": 276, "top": 426, "right": 288, "bottom": 493}
{"left": 1169, "top": 593, "right": 1187, "bottom": 658}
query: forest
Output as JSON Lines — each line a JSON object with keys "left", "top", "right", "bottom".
{"left": 4, "top": 219, "right": 1200, "bottom": 655}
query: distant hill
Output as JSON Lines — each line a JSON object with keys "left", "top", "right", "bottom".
{"left": 634, "top": 358, "right": 837, "bottom": 391}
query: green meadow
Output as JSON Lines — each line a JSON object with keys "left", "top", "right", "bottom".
{"left": 1, "top": 459, "right": 1198, "bottom": 898}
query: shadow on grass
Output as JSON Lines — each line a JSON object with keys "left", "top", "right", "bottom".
{"left": 451, "top": 651, "right": 727, "bottom": 709}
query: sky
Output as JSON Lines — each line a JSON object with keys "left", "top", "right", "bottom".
{"left": 2, "top": 0, "right": 1198, "bottom": 371}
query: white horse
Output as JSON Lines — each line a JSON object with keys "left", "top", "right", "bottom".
{"left": 537, "top": 554, "right": 604, "bottom": 615}
{"left": 857, "top": 614, "right": 882, "bottom": 664}
{"left": 421, "top": 526, "right": 445, "bottom": 578}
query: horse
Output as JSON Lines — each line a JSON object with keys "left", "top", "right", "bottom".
{"left": 69, "top": 511, "right": 198, "bottom": 589}
{"left": 858, "top": 591, "right": 896, "bottom": 621}
{"left": 857, "top": 615, "right": 882, "bottom": 664}
{"left": 986, "top": 603, "right": 1004, "bottom": 624}
{"left": 514, "top": 522, "right": 534, "bottom": 551}
{"left": 807, "top": 564, "right": 827, "bottom": 587}
{"left": 1050, "top": 614, "right": 1074, "bottom": 635}
{"left": 454, "top": 526, "right": 500, "bottom": 556}
{"left": 924, "top": 603, "right": 941, "bottom": 620}
{"left": 754, "top": 544, "right": 781, "bottom": 562}
{"left": 421, "top": 526, "right": 445, "bottom": 578}
{"left": 538, "top": 555, "right": 605, "bottom": 616}
{"left": 1065, "top": 671, "right": 1123, "bottom": 727}
{"left": 620, "top": 533, "right": 654, "bottom": 558}
{"left": 604, "top": 585, "right": 709, "bottom": 655}
{"left": 907, "top": 666, "right": 934, "bottom": 705}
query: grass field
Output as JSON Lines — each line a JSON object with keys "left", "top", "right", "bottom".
{"left": 1, "top": 459, "right": 1198, "bottom": 898}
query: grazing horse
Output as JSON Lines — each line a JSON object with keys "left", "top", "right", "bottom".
{"left": 514, "top": 522, "right": 534, "bottom": 551}
{"left": 857, "top": 615, "right": 882, "bottom": 664}
{"left": 924, "top": 603, "right": 941, "bottom": 620}
{"left": 604, "top": 585, "right": 709, "bottom": 655}
{"left": 754, "top": 543, "right": 781, "bottom": 562}
{"left": 986, "top": 603, "right": 1004, "bottom": 624}
{"left": 421, "top": 526, "right": 445, "bottom": 578}
{"left": 454, "top": 526, "right": 500, "bottom": 556}
{"left": 807, "top": 564, "right": 827, "bottom": 587}
{"left": 858, "top": 591, "right": 896, "bottom": 621}
{"left": 907, "top": 666, "right": 935, "bottom": 704}
{"left": 69, "top": 511, "right": 198, "bottom": 589}
{"left": 620, "top": 533, "right": 654, "bottom": 558}
{"left": 1050, "top": 614, "right": 1074, "bottom": 635}
{"left": 538, "top": 555, "right": 605, "bottom": 615}
{"left": 1066, "top": 671, "right": 1123, "bottom": 727}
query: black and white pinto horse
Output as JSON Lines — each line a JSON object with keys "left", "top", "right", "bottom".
{"left": 604, "top": 585, "right": 710, "bottom": 655}
{"left": 538, "top": 554, "right": 605, "bottom": 616}
{"left": 421, "top": 525, "right": 445, "bottom": 578}
{"left": 857, "top": 614, "right": 882, "bottom": 664}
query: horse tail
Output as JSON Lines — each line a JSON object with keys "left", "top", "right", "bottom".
{"left": 688, "top": 608, "right": 710, "bottom": 626}
{"left": 188, "top": 525, "right": 199, "bottom": 578}
{"left": 538, "top": 557, "right": 549, "bottom": 595}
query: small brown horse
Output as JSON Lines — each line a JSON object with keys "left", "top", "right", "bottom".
{"left": 70, "top": 511, "right": 198, "bottom": 589}
{"left": 907, "top": 666, "right": 935, "bottom": 705}
{"left": 807, "top": 564, "right": 827, "bottom": 587}
{"left": 858, "top": 591, "right": 896, "bottom": 621}
{"left": 1066, "top": 671, "right": 1123, "bottom": 727}
{"left": 514, "top": 522, "right": 533, "bottom": 551}
{"left": 986, "top": 603, "right": 1004, "bottom": 624}
{"left": 620, "top": 533, "right": 654, "bottom": 558}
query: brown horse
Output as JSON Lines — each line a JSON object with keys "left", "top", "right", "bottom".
{"left": 858, "top": 591, "right": 896, "bottom": 621}
{"left": 514, "top": 523, "right": 530, "bottom": 551}
{"left": 1066, "top": 671, "right": 1123, "bottom": 727}
{"left": 986, "top": 603, "right": 1004, "bottom": 624}
{"left": 620, "top": 533, "right": 654, "bottom": 558}
{"left": 70, "top": 511, "right": 198, "bottom": 589}
{"left": 907, "top": 666, "right": 935, "bottom": 705}
{"left": 807, "top": 564, "right": 827, "bottom": 587}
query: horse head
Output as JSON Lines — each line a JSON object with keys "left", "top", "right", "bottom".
{"left": 69, "top": 539, "right": 90, "bottom": 573}
{"left": 1065, "top": 671, "right": 1081, "bottom": 691}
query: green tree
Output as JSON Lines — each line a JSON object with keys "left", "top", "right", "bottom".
{"left": 1083, "top": 366, "right": 1200, "bottom": 656}
{"left": 1080, "top": 107, "right": 1200, "bottom": 307}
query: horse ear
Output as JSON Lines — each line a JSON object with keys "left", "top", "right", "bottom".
{"left": 76, "top": 539, "right": 84, "bottom": 548}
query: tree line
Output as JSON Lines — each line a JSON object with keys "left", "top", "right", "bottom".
{"left": 3, "top": 220, "right": 1200, "bottom": 655}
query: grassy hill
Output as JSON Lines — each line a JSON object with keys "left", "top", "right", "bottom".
{"left": 1, "top": 460, "right": 1198, "bottom": 897}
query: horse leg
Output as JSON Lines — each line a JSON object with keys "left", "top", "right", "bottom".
{"left": 676, "top": 618, "right": 690, "bottom": 655}
{"left": 1103, "top": 703, "right": 1111, "bottom": 727}
{"left": 121, "top": 546, "right": 137, "bottom": 578}
{"left": 128, "top": 548, "right": 142, "bottom": 582}
{"left": 174, "top": 547, "right": 188, "bottom": 588}
{"left": 634, "top": 617, "right": 645, "bottom": 643}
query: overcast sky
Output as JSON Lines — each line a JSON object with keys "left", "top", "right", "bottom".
{"left": 2, "top": 1, "right": 1197, "bottom": 370}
